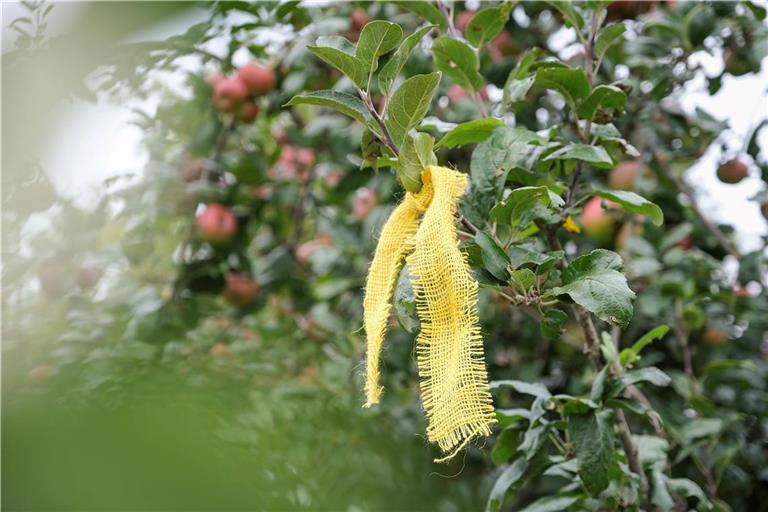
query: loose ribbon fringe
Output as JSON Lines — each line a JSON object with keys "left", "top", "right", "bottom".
{"left": 362, "top": 166, "right": 496, "bottom": 462}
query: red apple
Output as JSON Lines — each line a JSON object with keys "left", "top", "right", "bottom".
{"left": 610, "top": 161, "right": 645, "bottom": 190}
{"left": 351, "top": 8, "right": 368, "bottom": 32}
{"left": 207, "top": 73, "right": 225, "bottom": 87}
{"left": 274, "top": 128, "right": 290, "bottom": 144}
{"left": 702, "top": 327, "right": 728, "bottom": 346}
{"left": 212, "top": 77, "right": 249, "bottom": 112}
{"left": 77, "top": 266, "right": 102, "bottom": 290}
{"left": 352, "top": 187, "right": 377, "bottom": 220}
{"left": 237, "top": 101, "right": 260, "bottom": 123}
{"left": 488, "top": 31, "right": 519, "bottom": 62}
{"left": 196, "top": 203, "right": 237, "bottom": 245}
{"left": 253, "top": 184, "right": 273, "bottom": 200}
{"left": 237, "top": 63, "right": 276, "bottom": 95}
{"left": 29, "top": 365, "right": 53, "bottom": 383}
{"left": 180, "top": 159, "right": 206, "bottom": 182}
{"left": 581, "top": 197, "right": 618, "bottom": 242}
{"left": 606, "top": 1, "right": 655, "bottom": 21}
{"left": 716, "top": 158, "right": 748, "bottom": 184}
{"left": 37, "top": 261, "right": 70, "bottom": 298}
{"left": 456, "top": 11, "right": 474, "bottom": 33}
{"left": 295, "top": 234, "right": 333, "bottom": 265}
{"left": 209, "top": 342, "right": 232, "bottom": 357}
{"left": 225, "top": 272, "right": 260, "bottom": 306}
{"left": 448, "top": 84, "right": 489, "bottom": 103}
{"left": 324, "top": 168, "right": 344, "bottom": 188}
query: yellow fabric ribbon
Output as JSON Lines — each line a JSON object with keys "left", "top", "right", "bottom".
{"left": 362, "top": 166, "right": 496, "bottom": 462}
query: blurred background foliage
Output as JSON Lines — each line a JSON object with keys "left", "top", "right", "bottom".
{"left": 2, "top": 1, "right": 767, "bottom": 511}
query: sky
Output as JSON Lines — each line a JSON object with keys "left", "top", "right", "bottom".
{"left": 3, "top": 2, "right": 768, "bottom": 253}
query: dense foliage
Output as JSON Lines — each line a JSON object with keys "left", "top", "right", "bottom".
{"left": 3, "top": 1, "right": 768, "bottom": 511}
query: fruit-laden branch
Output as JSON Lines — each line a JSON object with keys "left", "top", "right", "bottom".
{"left": 546, "top": 9, "right": 650, "bottom": 503}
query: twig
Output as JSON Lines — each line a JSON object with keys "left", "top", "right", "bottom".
{"left": 473, "top": 91, "right": 489, "bottom": 118}
{"left": 673, "top": 299, "right": 698, "bottom": 390}
{"left": 613, "top": 325, "right": 666, "bottom": 437}
{"left": 359, "top": 89, "right": 399, "bottom": 155}
{"left": 436, "top": 0, "right": 488, "bottom": 118}
{"left": 436, "top": 0, "right": 460, "bottom": 38}
{"left": 670, "top": 174, "right": 741, "bottom": 258}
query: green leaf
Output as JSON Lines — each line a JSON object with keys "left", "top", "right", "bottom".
{"left": 551, "top": 249, "right": 635, "bottom": 327}
{"left": 505, "top": 77, "right": 535, "bottom": 104}
{"left": 379, "top": 25, "right": 434, "bottom": 95}
{"left": 541, "top": 308, "right": 568, "bottom": 340}
{"left": 465, "top": 127, "right": 544, "bottom": 225}
{"left": 491, "top": 429, "right": 521, "bottom": 466}
{"left": 678, "top": 418, "right": 723, "bottom": 444}
{"left": 592, "top": 189, "right": 664, "bottom": 226}
{"left": 544, "top": 143, "right": 613, "bottom": 168}
{"left": 475, "top": 231, "right": 511, "bottom": 282}
{"left": 666, "top": 478, "right": 711, "bottom": 507}
{"left": 535, "top": 66, "right": 590, "bottom": 111}
{"left": 361, "top": 128, "right": 391, "bottom": 171}
{"left": 619, "top": 325, "right": 669, "bottom": 365}
{"left": 651, "top": 469, "right": 675, "bottom": 511}
{"left": 486, "top": 457, "right": 528, "bottom": 512}
{"left": 436, "top": 118, "right": 505, "bottom": 148}
{"left": 394, "top": 266, "right": 419, "bottom": 333}
{"left": 502, "top": 48, "right": 541, "bottom": 106}
{"left": 519, "top": 422, "right": 548, "bottom": 460}
{"left": 490, "top": 379, "right": 552, "bottom": 399}
{"left": 576, "top": 85, "right": 627, "bottom": 120}
{"left": 620, "top": 367, "right": 671, "bottom": 390}
{"left": 397, "top": 132, "right": 437, "bottom": 192}
{"left": 569, "top": 409, "right": 614, "bottom": 496}
{"left": 507, "top": 244, "right": 559, "bottom": 269}
{"left": 466, "top": 7, "right": 507, "bottom": 48}
{"left": 551, "top": 394, "right": 598, "bottom": 415}
{"left": 432, "top": 36, "right": 484, "bottom": 92}
{"left": 509, "top": 268, "right": 536, "bottom": 293}
{"left": 546, "top": 0, "right": 585, "bottom": 30}
{"left": 315, "top": 35, "right": 356, "bottom": 53}
{"left": 634, "top": 434, "right": 669, "bottom": 467}
{"left": 286, "top": 90, "right": 369, "bottom": 124}
{"left": 356, "top": 21, "right": 403, "bottom": 74}
{"left": 594, "top": 23, "right": 626, "bottom": 63}
{"left": 390, "top": 1, "right": 447, "bottom": 31}
{"left": 590, "top": 366, "right": 609, "bottom": 402}
{"left": 490, "top": 186, "right": 564, "bottom": 227}
{"left": 307, "top": 45, "right": 367, "bottom": 88}
{"left": 386, "top": 72, "right": 441, "bottom": 149}
{"left": 518, "top": 495, "right": 579, "bottom": 512}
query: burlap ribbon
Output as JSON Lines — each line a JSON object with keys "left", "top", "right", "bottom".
{"left": 362, "top": 166, "right": 496, "bottom": 462}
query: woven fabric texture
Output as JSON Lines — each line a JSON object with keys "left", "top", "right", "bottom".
{"left": 362, "top": 166, "right": 496, "bottom": 462}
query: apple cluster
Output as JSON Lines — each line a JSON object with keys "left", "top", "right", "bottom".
{"left": 209, "top": 62, "right": 276, "bottom": 123}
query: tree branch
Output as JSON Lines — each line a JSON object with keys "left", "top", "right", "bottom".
{"left": 670, "top": 173, "right": 741, "bottom": 258}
